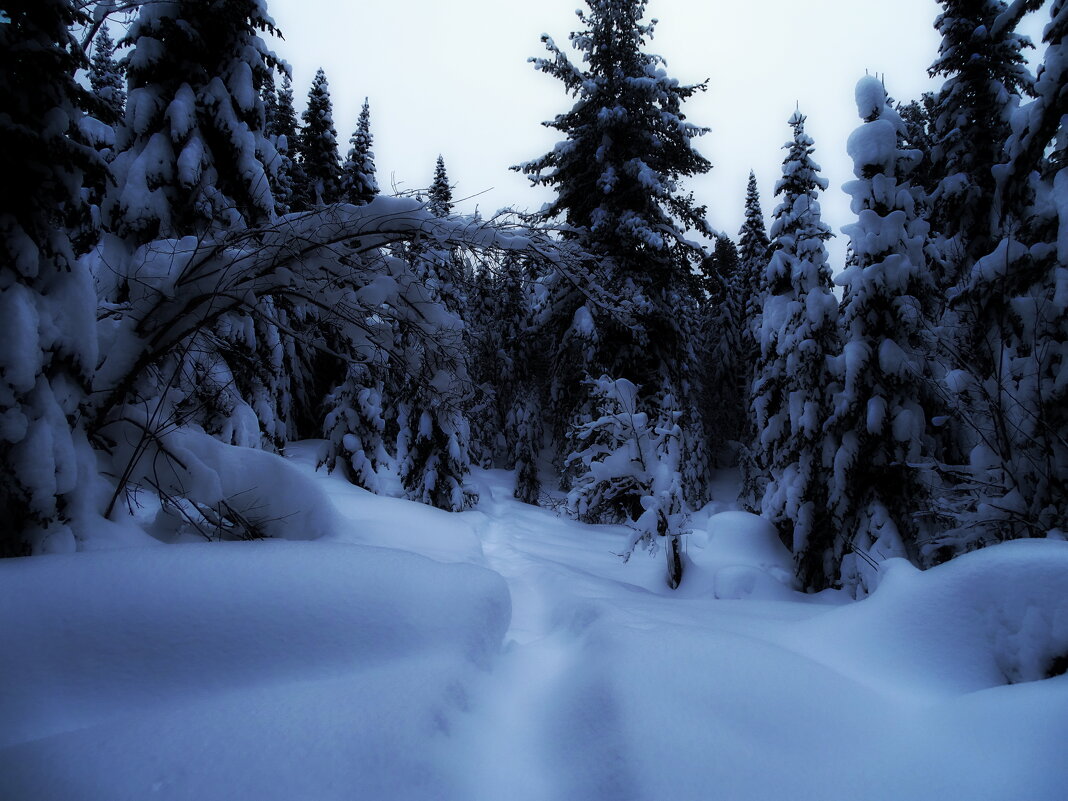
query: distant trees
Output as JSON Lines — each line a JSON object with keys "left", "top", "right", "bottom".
{"left": 342, "top": 99, "right": 379, "bottom": 205}
{"left": 88, "top": 23, "right": 125, "bottom": 124}
{"left": 299, "top": 68, "right": 342, "bottom": 206}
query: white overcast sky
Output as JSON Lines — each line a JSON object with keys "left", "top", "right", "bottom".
{"left": 266, "top": 0, "right": 1051, "bottom": 267}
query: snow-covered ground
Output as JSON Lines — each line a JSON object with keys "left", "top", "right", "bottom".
{"left": 2, "top": 441, "right": 1066, "bottom": 800}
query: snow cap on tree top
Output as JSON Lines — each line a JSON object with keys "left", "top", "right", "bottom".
{"left": 855, "top": 75, "right": 888, "bottom": 121}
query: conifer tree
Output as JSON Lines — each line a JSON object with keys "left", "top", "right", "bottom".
{"left": 428, "top": 154, "right": 453, "bottom": 217}
{"left": 896, "top": 94, "right": 938, "bottom": 199}
{"left": 928, "top": 0, "right": 1037, "bottom": 293}
{"left": 270, "top": 72, "right": 303, "bottom": 214}
{"left": 750, "top": 111, "right": 839, "bottom": 587}
{"left": 88, "top": 22, "right": 125, "bottom": 124}
{"left": 392, "top": 304, "right": 477, "bottom": 512}
{"left": 515, "top": 0, "right": 713, "bottom": 585}
{"left": 261, "top": 69, "right": 279, "bottom": 134}
{"left": 0, "top": 0, "right": 102, "bottom": 555}
{"left": 738, "top": 171, "right": 772, "bottom": 335}
{"left": 341, "top": 99, "right": 379, "bottom": 205}
{"left": 320, "top": 362, "right": 388, "bottom": 492}
{"left": 104, "top": 0, "right": 282, "bottom": 244}
{"left": 469, "top": 254, "right": 545, "bottom": 501}
{"left": 827, "top": 77, "right": 936, "bottom": 594}
{"left": 699, "top": 234, "right": 747, "bottom": 463}
{"left": 299, "top": 68, "right": 342, "bottom": 206}
{"left": 737, "top": 171, "right": 772, "bottom": 506}
{"left": 934, "top": 0, "right": 1068, "bottom": 549}
{"left": 384, "top": 156, "right": 476, "bottom": 512}
{"left": 259, "top": 69, "right": 294, "bottom": 215}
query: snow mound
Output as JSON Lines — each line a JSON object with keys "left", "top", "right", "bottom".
{"left": 683, "top": 511, "right": 797, "bottom": 599}
{"left": 0, "top": 541, "right": 510, "bottom": 800}
{"left": 790, "top": 539, "right": 1068, "bottom": 697}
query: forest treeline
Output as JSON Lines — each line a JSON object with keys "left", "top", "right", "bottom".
{"left": 1, "top": 0, "right": 1064, "bottom": 593}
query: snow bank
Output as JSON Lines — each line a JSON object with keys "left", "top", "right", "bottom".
{"left": 512, "top": 537, "right": 1068, "bottom": 801}
{"left": 681, "top": 510, "right": 798, "bottom": 600}
{"left": 0, "top": 541, "right": 510, "bottom": 800}
{"left": 789, "top": 538, "right": 1068, "bottom": 696}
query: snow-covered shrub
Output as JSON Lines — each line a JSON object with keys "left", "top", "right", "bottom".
{"left": 567, "top": 377, "right": 689, "bottom": 587}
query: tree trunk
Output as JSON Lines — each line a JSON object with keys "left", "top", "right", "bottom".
{"left": 666, "top": 535, "right": 683, "bottom": 589}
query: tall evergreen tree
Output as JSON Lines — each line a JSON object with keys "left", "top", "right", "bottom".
{"left": 88, "top": 22, "right": 125, "bottom": 124}
{"left": 750, "top": 111, "right": 839, "bottom": 588}
{"left": 104, "top": 0, "right": 281, "bottom": 244}
{"left": 699, "top": 234, "right": 747, "bottom": 463}
{"left": 270, "top": 72, "right": 303, "bottom": 214}
{"left": 934, "top": 0, "right": 1068, "bottom": 550}
{"left": 259, "top": 68, "right": 294, "bottom": 215}
{"left": 828, "top": 77, "right": 936, "bottom": 594}
{"left": 514, "top": 0, "right": 713, "bottom": 585}
{"left": 928, "top": 0, "right": 1037, "bottom": 293}
{"left": 0, "top": 0, "right": 102, "bottom": 555}
{"left": 341, "top": 98, "right": 379, "bottom": 205}
{"left": 738, "top": 171, "right": 772, "bottom": 334}
{"left": 298, "top": 68, "right": 341, "bottom": 206}
{"left": 737, "top": 171, "right": 772, "bottom": 506}
{"left": 428, "top": 154, "right": 453, "bottom": 217}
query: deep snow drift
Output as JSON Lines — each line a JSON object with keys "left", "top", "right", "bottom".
{"left": 1, "top": 441, "right": 1065, "bottom": 800}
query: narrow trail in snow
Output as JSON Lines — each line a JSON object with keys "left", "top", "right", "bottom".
{"left": 459, "top": 480, "right": 584, "bottom": 801}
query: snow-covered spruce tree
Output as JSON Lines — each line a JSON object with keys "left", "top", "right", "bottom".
{"left": 739, "top": 170, "right": 772, "bottom": 328}
{"left": 320, "top": 361, "right": 388, "bottom": 493}
{"left": 92, "top": 0, "right": 311, "bottom": 464}
{"left": 0, "top": 0, "right": 102, "bottom": 555}
{"left": 298, "top": 68, "right": 342, "bottom": 206}
{"left": 737, "top": 170, "right": 772, "bottom": 507}
{"left": 428, "top": 154, "right": 453, "bottom": 217}
{"left": 418, "top": 156, "right": 469, "bottom": 317}
{"left": 392, "top": 299, "right": 477, "bottom": 512}
{"left": 514, "top": 0, "right": 713, "bottom": 584}
{"left": 89, "top": 22, "right": 126, "bottom": 125}
{"left": 931, "top": 0, "right": 1068, "bottom": 550}
{"left": 749, "top": 111, "right": 839, "bottom": 588}
{"left": 567, "top": 378, "right": 689, "bottom": 588}
{"left": 826, "top": 77, "right": 938, "bottom": 595}
{"left": 270, "top": 72, "right": 304, "bottom": 214}
{"left": 384, "top": 161, "right": 477, "bottom": 511}
{"left": 341, "top": 99, "right": 379, "bottom": 205}
{"left": 259, "top": 68, "right": 294, "bottom": 216}
{"left": 105, "top": 0, "right": 282, "bottom": 245}
{"left": 927, "top": 0, "right": 1037, "bottom": 295}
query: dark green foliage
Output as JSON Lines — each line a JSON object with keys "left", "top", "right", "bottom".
{"left": 428, "top": 154, "right": 452, "bottom": 217}
{"left": 341, "top": 99, "right": 379, "bottom": 205}
{"left": 0, "top": 0, "right": 102, "bottom": 554}
{"left": 89, "top": 23, "right": 126, "bottom": 124}
{"left": 299, "top": 68, "right": 342, "bottom": 206}
{"left": 515, "top": 0, "right": 714, "bottom": 513}
{"left": 106, "top": 0, "right": 282, "bottom": 244}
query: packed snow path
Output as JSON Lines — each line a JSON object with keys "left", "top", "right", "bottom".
{"left": 1, "top": 443, "right": 1066, "bottom": 800}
